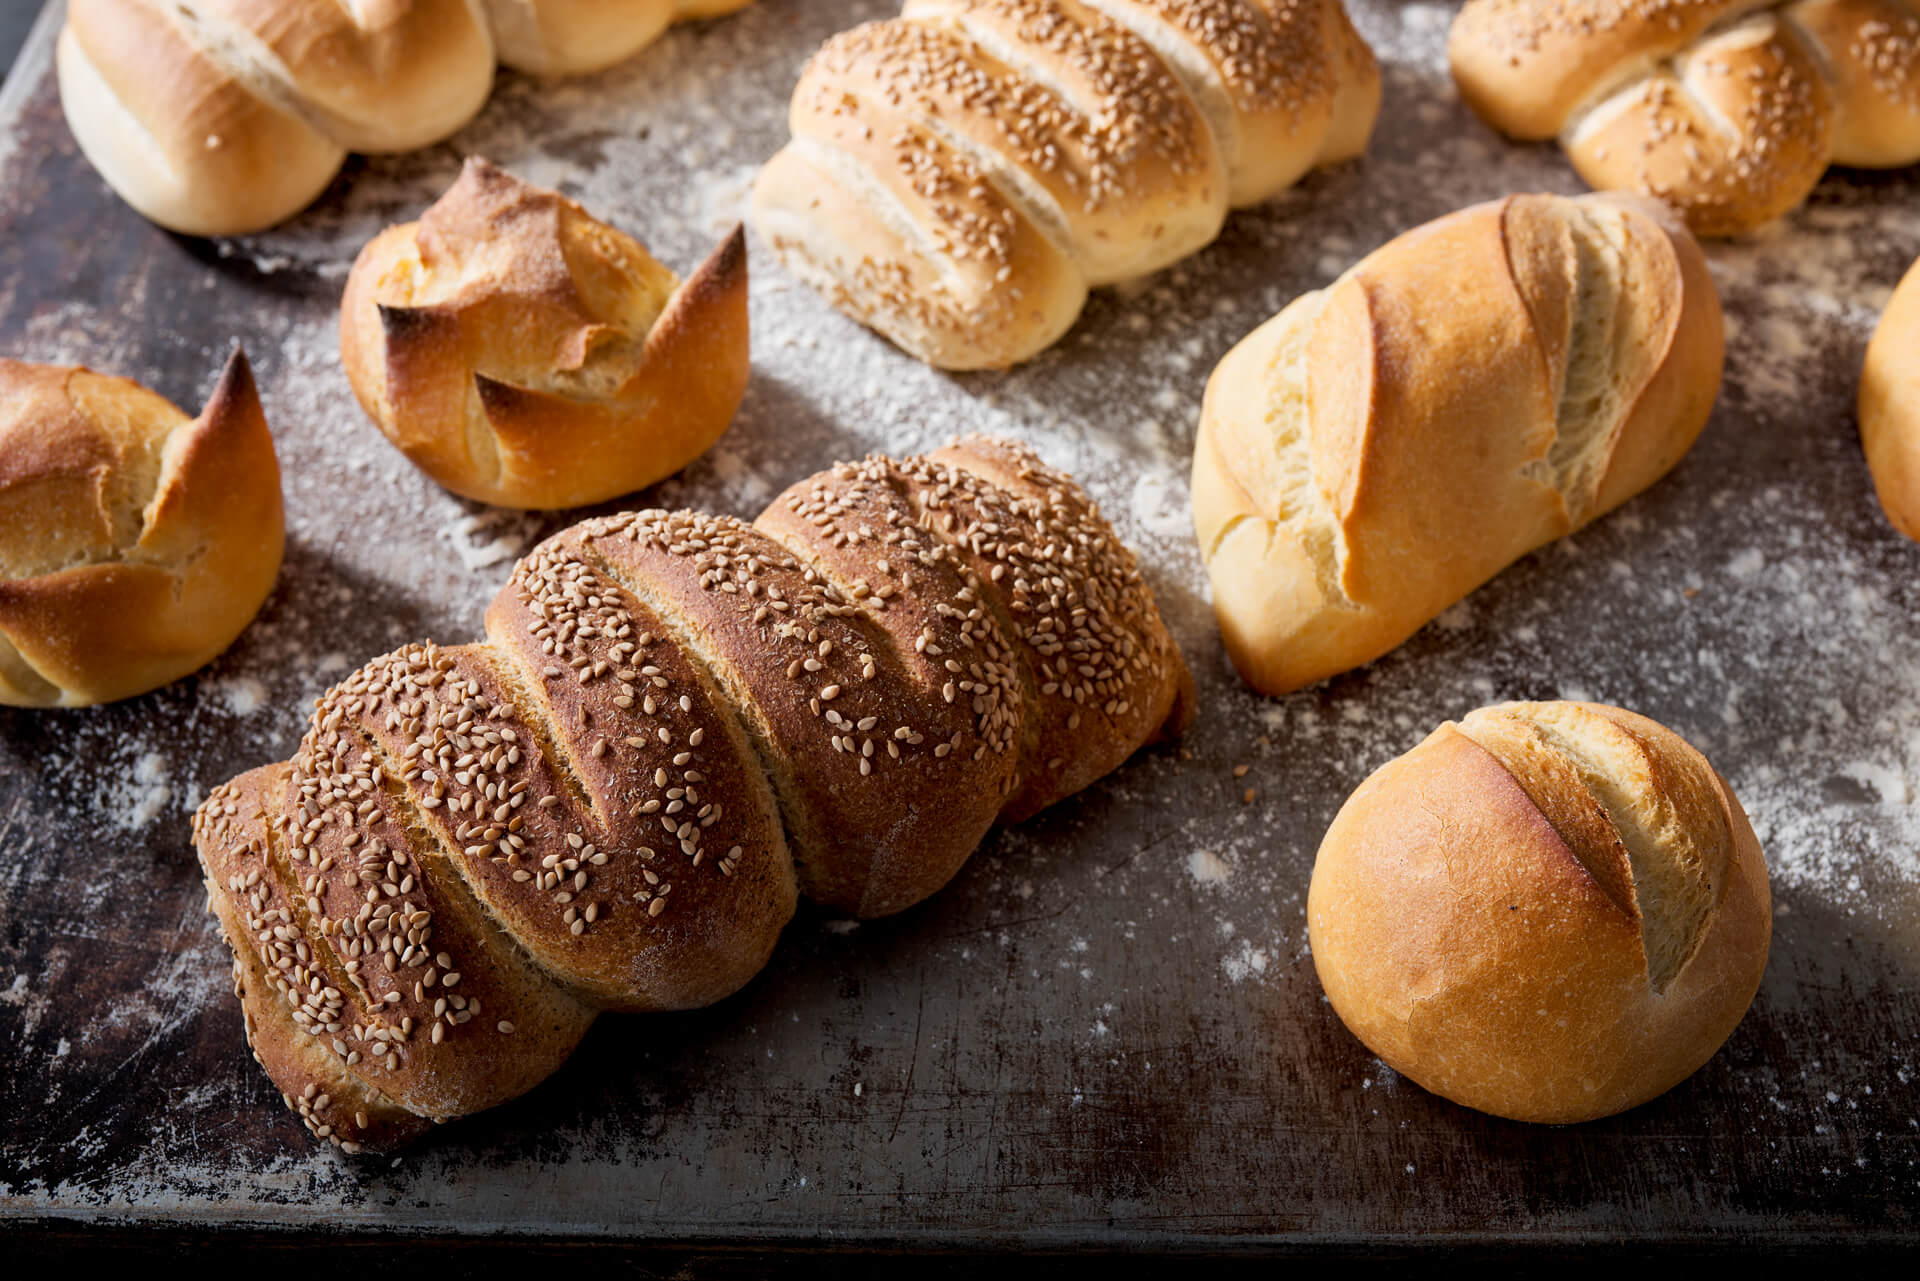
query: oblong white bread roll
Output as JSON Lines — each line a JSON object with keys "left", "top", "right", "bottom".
{"left": 1861, "top": 254, "right": 1920, "bottom": 541}
{"left": 1192, "top": 192, "right": 1724, "bottom": 697}
{"left": 1308, "top": 700, "right": 1772, "bottom": 1124}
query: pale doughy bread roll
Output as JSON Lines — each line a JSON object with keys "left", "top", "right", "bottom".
{"left": 1449, "top": 0, "right": 1920, "bottom": 237}
{"left": 193, "top": 436, "right": 1192, "bottom": 1153}
{"left": 339, "top": 159, "right": 749, "bottom": 510}
{"left": 1308, "top": 700, "right": 1771, "bottom": 1124}
{"left": 1192, "top": 193, "right": 1723, "bottom": 697}
{"left": 56, "top": 0, "right": 757, "bottom": 236}
{"left": 0, "top": 352, "right": 283, "bottom": 708}
{"left": 1860, "top": 254, "right": 1920, "bottom": 540}
{"left": 752, "top": 0, "right": 1381, "bottom": 370}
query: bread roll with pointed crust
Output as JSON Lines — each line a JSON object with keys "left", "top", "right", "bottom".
{"left": 1861, "top": 255, "right": 1920, "bottom": 540}
{"left": 1308, "top": 701, "right": 1771, "bottom": 1124}
{"left": 0, "top": 351, "right": 283, "bottom": 708}
{"left": 340, "top": 159, "right": 749, "bottom": 510}
{"left": 1449, "top": 0, "right": 1920, "bottom": 237}
{"left": 752, "top": 0, "right": 1380, "bottom": 370}
{"left": 56, "top": 0, "right": 758, "bottom": 235}
{"left": 1192, "top": 193, "right": 1723, "bottom": 697}
{"left": 193, "top": 436, "right": 1192, "bottom": 1153}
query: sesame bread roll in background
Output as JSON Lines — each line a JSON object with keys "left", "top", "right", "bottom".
{"left": 751, "top": 0, "right": 1380, "bottom": 370}
{"left": 0, "top": 352, "right": 283, "bottom": 708}
{"left": 1192, "top": 192, "right": 1723, "bottom": 697}
{"left": 1308, "top": 701, "right": 1772, "bottom": 1124}
{"left": 194, "top": 436, "right": 1192, "bottom": 1153}
{"left": 340, "top": 159, "right": 749, "bottom": 510}
{"left": 1448, "top": 0, "right": 1920, "bottom": 237}
{"left": 1860, "top": 254, "right": 1920, "bottom": 541}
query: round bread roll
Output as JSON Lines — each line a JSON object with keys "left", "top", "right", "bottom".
{"left": 1308, "top": 701, "right": 1771, "bottom": 1124}
{"left": 0, "top": 351, "right": 284, "bottom": 708}
{"left": 1861, "top": 254, "right": 1920, "bottom": 541}
{"left": 340, "top": 158, "right": 750, "bottom": 510}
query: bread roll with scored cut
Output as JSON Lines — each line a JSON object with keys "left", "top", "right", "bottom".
{"left": 56, "top": 0, "right": 759, "bottom": 235}
{"left": 193, "top": 436, "right": 1192, "bottom": 1153}
{"left": 339, "top": 158, "right": 749, "bottom": 510}
{"left": 1861, "top": 254, "right": 1920, "bottom": 540}
{"left": 1191, "top": 192, "right": 1723, "bottom": 697}
{"left": 0, "top": 351, "right": 283, "bottom": 708}
{"left": 1449, "top": 0, "right": 1920, "bottom": 237}
{"left": 1307, "top": 701, "right": 1771, "bottom": 1124}
{"left": 752, "top": 0, "right": 1380, "bottom": 370}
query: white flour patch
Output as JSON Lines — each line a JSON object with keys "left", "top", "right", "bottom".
{"left": 1187, "top": 849, "right": 1233, "bottom": 888}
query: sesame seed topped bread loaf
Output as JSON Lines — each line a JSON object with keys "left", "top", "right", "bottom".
{"left": 1860, "top": 254, "right": 1920, "bottom": 540}
{"left": 1449, "top": 0, "right": 1920, "bottom": 237}
{"left": 1191, "top": 192, "right": 1724, "bottom": 697}
{"left": 1308, "top": 701, "right": 1772, "bottom": 1124}
{"left": 339, "top": 159, "right": 749, "bottom": 510}
{"left": 751, "top": 0, "right": 1381, "bottom": 370}
{"left": 193, "top": 436, "right": 1193, "bottom": 1152}
{"left": 55, "top": 0, "right": 758, "bottom": 236}
{"left": 0, "top": 352, "right": 283, "bottom": 708}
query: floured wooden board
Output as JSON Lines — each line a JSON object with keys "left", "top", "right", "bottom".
{"left": 2, "top": 0, "right": 1917, "bottom": 1252}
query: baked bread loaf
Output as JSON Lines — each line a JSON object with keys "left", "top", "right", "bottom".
{"left": 1192, "top": 192, "right": 1723, "bottom": 697}
{"left": 0, "top": 352, "right": 283, "bottom": 708}
{"left": 193, "top": 436, "right": 1192, "bottom": 1152}
{"left": 752, "top": 0, "right": 1381, "bottom": 370}
{"left": 1308, "top": 700, "right": 1771, "bottom": 1124}
{"left": 1861, "top": 253, "right": 1920, "bottom": 540}
{"left": 56, "top": 0, "right": 757, "bottom": 236}
{"left": 1450, "top": 0, "right": 1920, "bottom": 237}
{"left": 340, "top": 159, "right": 748, "bottom": 510}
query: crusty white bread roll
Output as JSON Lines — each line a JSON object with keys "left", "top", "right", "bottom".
{"left": 339, "top": 158, "right": 749, "bottom": 510}
{"left": 56, "top": 1, "right": 757, "bottom": 236}
{"left": 752, "top": 0, "right": 1381, "bottom": 370}
{"left": 1861, "top": 254, "right": 1920, "bottom": 540}
{"left": 1192, "top": 193, "right": 1723, "bottom": 697}
{"left": 0, "top": 352, "right": 283, "bottom": 709}
{"left": 1308, "top": 701, "right": 1772, "bottom": 1124}
{"left": 1450, "top": 0, "right": 1920, "bottom": 237}
{"left": 193, "top": 436, "right": 1192, "bottom": 1152}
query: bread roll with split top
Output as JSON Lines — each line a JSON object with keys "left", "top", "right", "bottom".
{"left": 1308, "top": 700, "right": 1771, "bottom": 1124}
{"left": 56, "top": 0, "right": 759, "bottom": 235}
{"left": 1192, "top": 192, "right": 1724, "bottom": 697}
{"left": 340, "top": 159, "right": 749, "bottom": 510}
{"left": 193, "top": 436, "right": 1192, "bottom": 1153}
{"left": 0, "top": 351, "right": 283, "bottom": 708}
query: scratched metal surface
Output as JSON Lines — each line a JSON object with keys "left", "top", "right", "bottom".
{"left": 2, "top": 0, "right": 1918, "bottom": 1251}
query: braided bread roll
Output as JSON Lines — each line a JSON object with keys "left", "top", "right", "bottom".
{"left": 1450, "top": 0, "right": 1920, "bottom": 237}
{"left": 56, "top": 0, "right": 756, "bottom": 236}
{"left": 751, "top": 0, "right": 1381, "bottom": 370}
{"left": 193, "top": 437, "right": 1192, "bottom": 1152}
{"left": 1192, "top": 193, "right": 1724, "bottom": 696}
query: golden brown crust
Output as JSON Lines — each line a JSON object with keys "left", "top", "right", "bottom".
{"left": 0, "top": 351, "right": 284, "bottom": 708}
{"left": 340, "top": 159, "right": 749, "bottom": 509}
{"left": 1451, "top": 0, "right": 1920, "bottom": 235}
{"left": 1861, "top": 254, "right": 1920, "bottom": 540}
{"left": 751, "top": 0, "right": 1379, "bottom": 369}
{"left": 1193, "top": 193, "right": 1723, "bottom": 697}
{"left": 57, "top": 1, "right": 758, "bottom": 235}
{"left": 194, "top": 437, "right": 1189, "bottom": 1149}
{"left": 1307, "top": 701, "right": 1771, "bottom": 1124}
